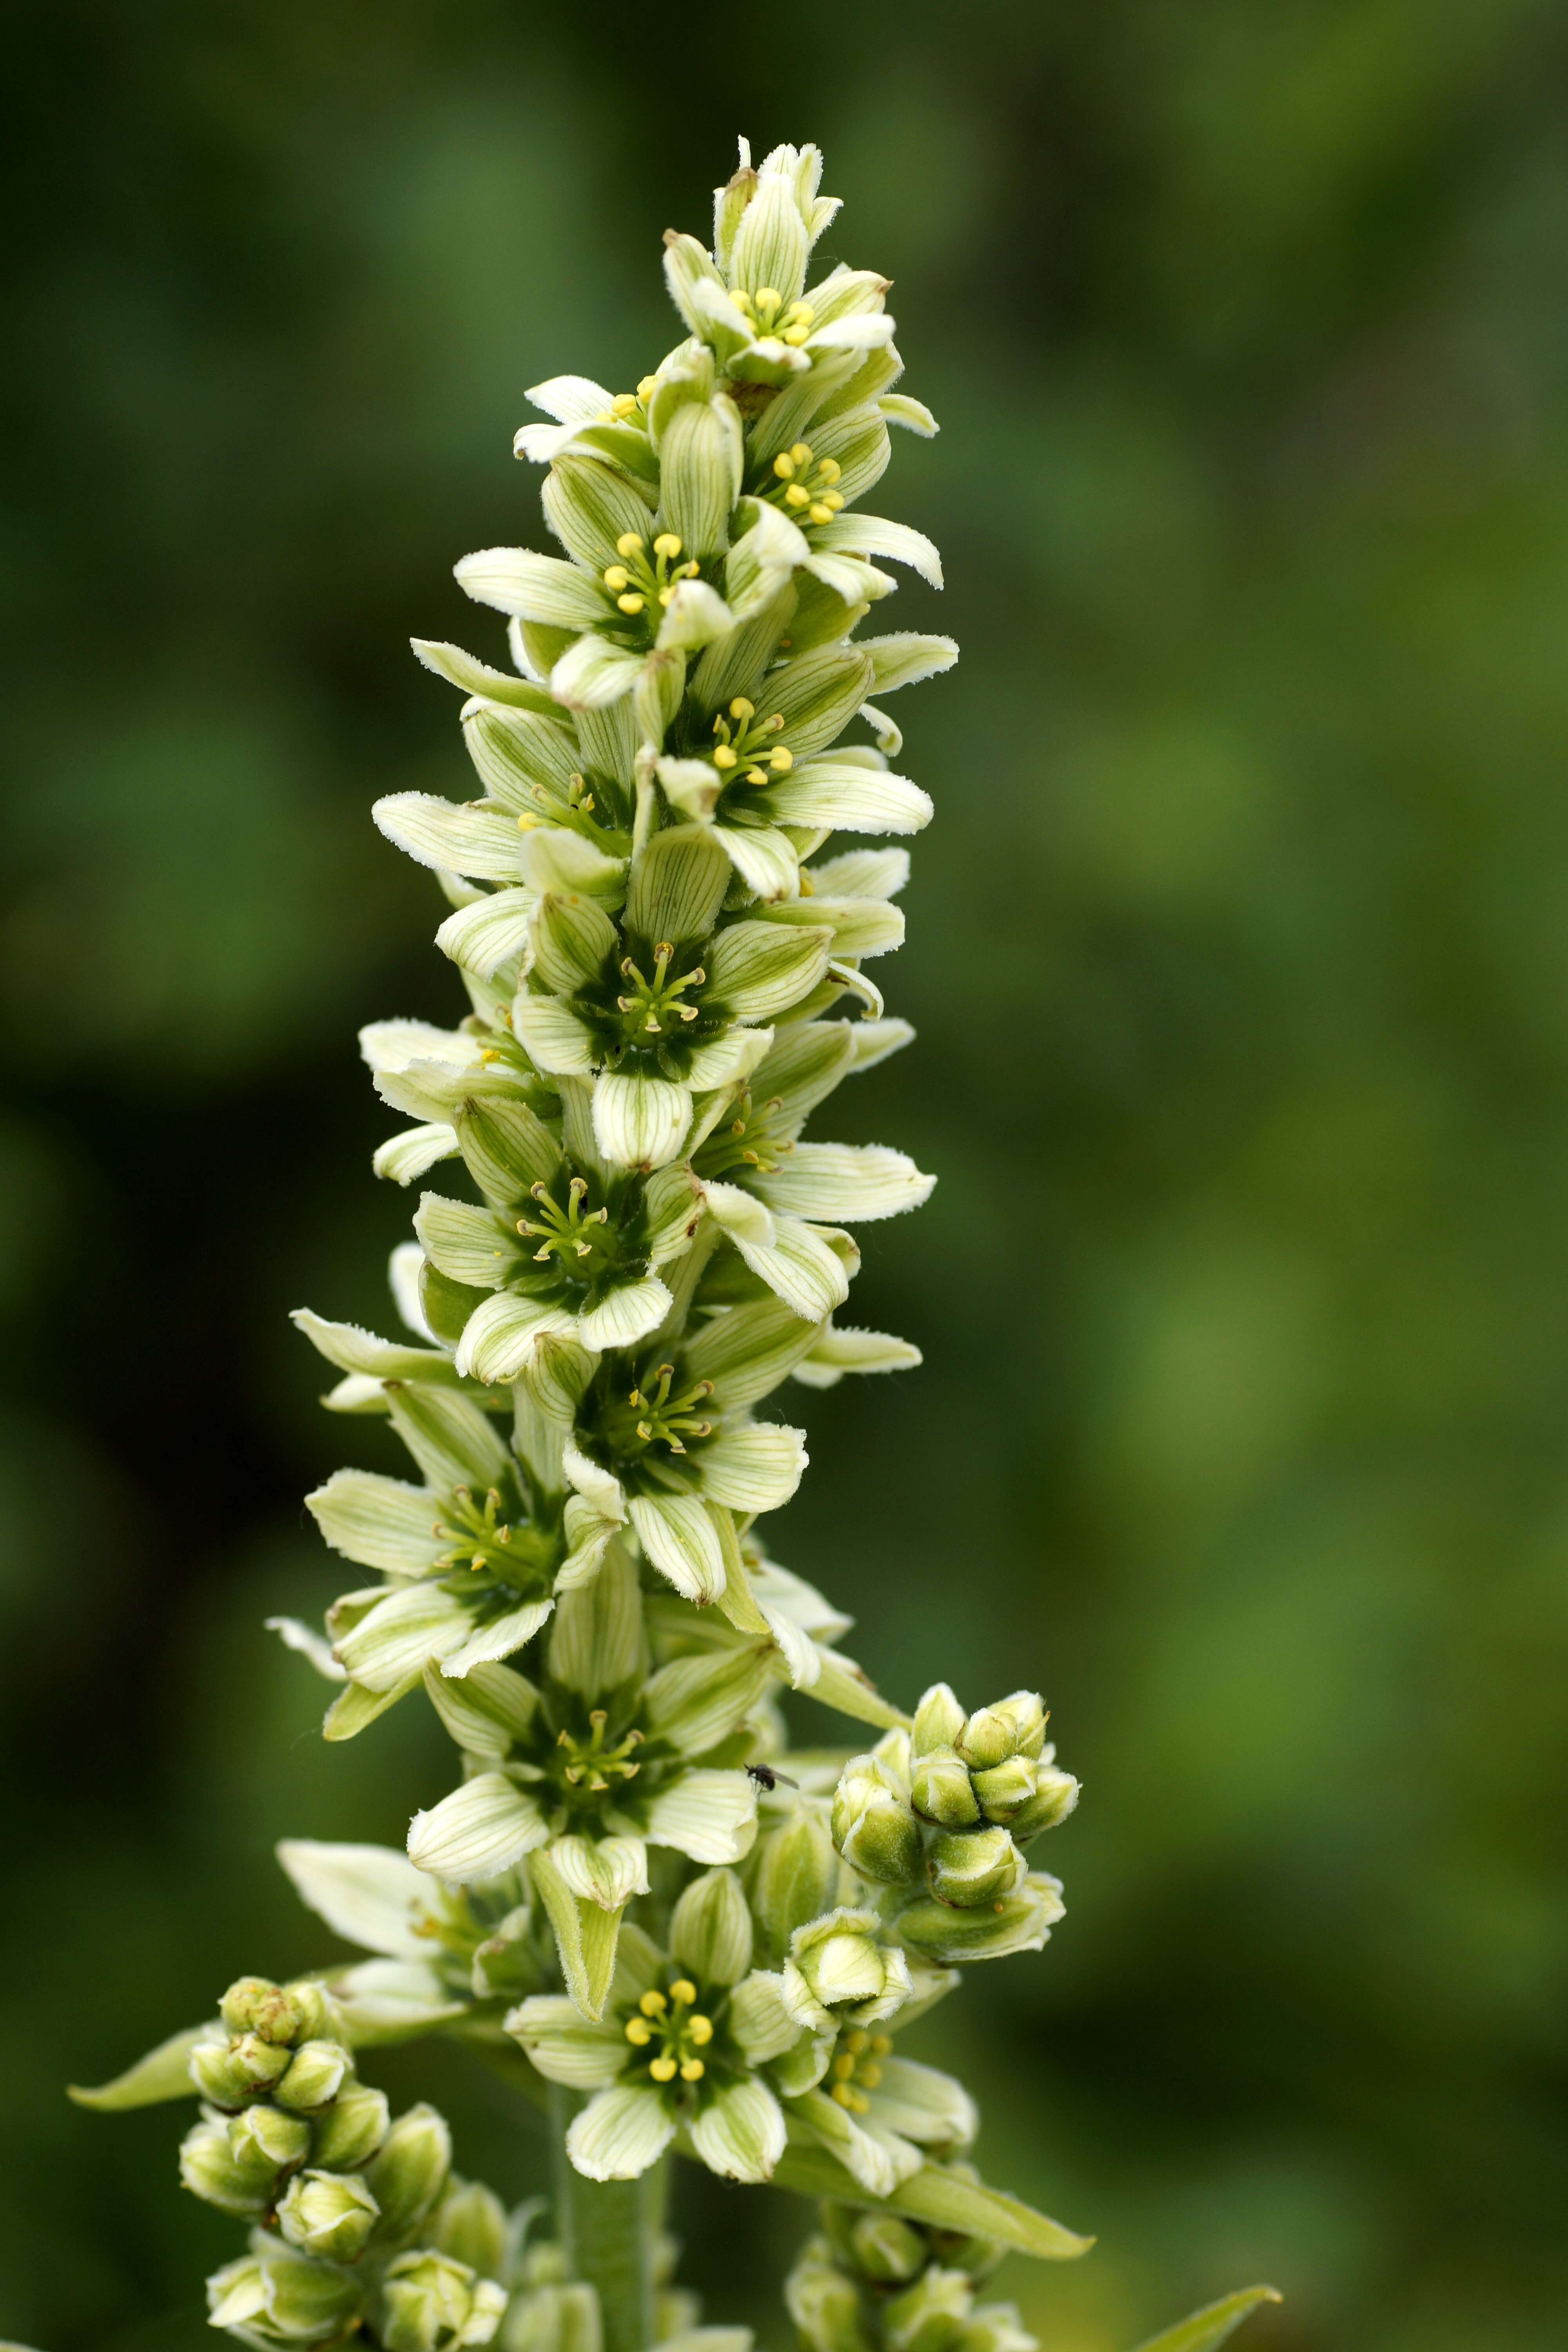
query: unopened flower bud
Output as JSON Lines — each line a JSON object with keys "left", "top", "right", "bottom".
{"left": 220, "top": 1975, "right": 309, "bottom": 2046}
{"left": 367, "top": 2102, "right": 452, "bottom": 2237}
{"left": 179, "top": 2115, "right": 278, "bottom": 2215}
{"left": 379, "top": 2249, "right": 507, "bottom": 2350}
{"left": 899, "top": 1872, "right": 1066, "bottom": 1966}
{"left": 783, "top": 1908, "right": 911, "bottom": 2033}
{"left": 831, "top": 1757, "right": 921, "bottom": 1886}
{"left": 825, "top": 2207, "right": 927, "bottom": 2284}
{"left": 431, "top": 2176, "right": 509, "bottom": 2278}
{"left": 207, "top": 2246, "right": 364, "bottom": 2345}
{"left": 884, "top": 2266, "right": 975, "bottom": 2352}
{"left": 954, "top": 2303, "right": 1038, "bottom": 2352}
{"left": 230, "top": 2103, "right": 314, "bottom": 2173}
{"left": 957, "top": 1693, "right": 1046, "bottom": 1771}
{"left": 785, "top": 2249, "right": 874, "bottom": 2352}
{"left": 188, "top": 2030, "right": 291, "bottom": 2106}
{"left": 311, "top": 2081, "right": 390, "bottom": 2171}
{"left": 910, "top": 1751, "right": 980, "bottom": 1828}
{"left": 926, "top": 1826, "right": 1024, "bottom": 1909}
{"left": 911, "top": 1683, "right": 967, "bottom": 1758}
{"left": 501, "top": 2279, "right": 601, "bottom": 2352}
{"left": 273, "top": 2038, "right": 353, "bottom": 2112}
{"left": 974, "top": 1759, "right": 1078, "bottom": 1841}
{"left": 753, "top": 1804, "right": 839, "bottom": 1960}
{"left": 276, "top": 2167, "right": 380, "bottom": 2261}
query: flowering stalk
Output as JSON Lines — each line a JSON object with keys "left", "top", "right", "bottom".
{"left": 73, "top": 138, "right": 1280, "bottom": 2352}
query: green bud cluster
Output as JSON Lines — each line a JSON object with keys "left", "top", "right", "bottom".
{"left": 73, "top": 127, "right": 1281, "bottom": 2352}
{"left": 787, "top": 2198, "right": 1034, "bottom": 2352}
{"left": 828, "top": 1686, "right": 1077, "bottom": 1966}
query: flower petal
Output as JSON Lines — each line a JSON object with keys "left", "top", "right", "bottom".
{"left": 688, "top": 2079, "right": 785, "bottom": 2184}
{"left": 593, "top": 1072, "right": 691, "bottom": 1171}
{"left": 628, "top": 1495, "right": 730, "bottom": 1604}
{"left": 455, "top": 1292, "right": 577, "bottom": 1384}
{"left": 567, "top": 2084, "right": 677, "bottom": 2181}
{"left": 407, "top": 1774, "right": 548, "bottom": 1881}
{"left": 275, "top": 1840, "right": 437, "bottom": 1960}
{"left": 578, "top": 1273, "right": 673, "bottom": 1352}
{"left": 548, "top": 1834, "right": 651, "bottom": 1910}
{"left": 644, "top": 1769, "right": 759, "bottom": 1865}
{"left": 505, "top": 1997, "right": 626, "bottom": 2089}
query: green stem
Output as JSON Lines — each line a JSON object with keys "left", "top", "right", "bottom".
{"left": 550, "top": 2086, "right": 661, "bottom": 2352}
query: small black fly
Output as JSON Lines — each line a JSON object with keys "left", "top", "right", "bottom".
{"left": 746, "top": 1762, "right": 800, "bottom": 1793}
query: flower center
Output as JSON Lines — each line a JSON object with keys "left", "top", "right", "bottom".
{"left": 731, "top": 287, "right": 816, "bottom": 346}
{"left": 434, "top": 1486, "right": 532, "bottom": 1578}
{"left": 764, "top": 440, "right": 846, "bottom": 526}
{"left": 828, "top": 2026, "right": 893, "bottom": 2112}
{"left": 516, "top": 1175, "right": 613, "bottom": 1265}
{"left": 623, "top": 1980, "right": 715, "bottom": 2085}
{"left": 553, "top": 1708, "right": 644, "bottom": 1796}
{"left": 706, "top": 696, "right": 797, "bottom": 805}
{"left": 615, "top": 1361, "right": 714, "bottom": 1459}
{"left": 695, "top": 1087, "right": 795, "bottom": 1178}
{"left": 617, "top": 943, "right": 707, "bottom": 1043}
{"left": 602, "top": 530, "right": 701, "bottom": 621}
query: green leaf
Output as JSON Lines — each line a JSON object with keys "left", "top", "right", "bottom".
{"left": 68, "top": 2022, "right": 210, "bottom": 2110}
{"left": 766, "top": 2140, "right": 1094, "bottom": 2261}
{"left": 1131, "top": 2288, "right": 1283, "bottom": 2352}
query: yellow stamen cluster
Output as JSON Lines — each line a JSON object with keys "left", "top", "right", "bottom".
{"left": 554, "top": 1709, "right": 644, "bottom": 1793}
{"left": 615, "top": 941, "right": 706, "bottom": 1038}
{"left": 709, "top": 696, "right": 794, "bottom": 787}
{"left": 603, "top": 530, "right": 700, "bottom": 617}
{"left": 433, "top": 1485, "right": 518, "bottom": 1576}
{"left": 732, "top": 287, "right": 816, "bottom": 345}
{"left": 770, "top": 442, "right": 845, "bottom": 526}
{"left": 624, "top": 1982, "right": 713, "bottom": 2085}
{"left": 623, "top": 1361, "right": 714, "bottom": 1455}
{"left": 828, "top": 2027, "right": 893, "bottom": 2112}
{"left": 599, "top": 376, "right": 659, "bottom": 422}
{"left": 516, "top": 1174, "right": 611, "bottom": 1263}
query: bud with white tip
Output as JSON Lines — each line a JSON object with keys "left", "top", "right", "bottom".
{"left": 275, "top": 2166, "right": 380, "bottom": 2261}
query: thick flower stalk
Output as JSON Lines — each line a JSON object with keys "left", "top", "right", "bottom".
{"left": 74, "top": 137, "right": 1280, "bottom": 2352}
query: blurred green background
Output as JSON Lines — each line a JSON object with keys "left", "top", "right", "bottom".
{"left": 7, "top": 2, "right": 1568, "bottom": 2346}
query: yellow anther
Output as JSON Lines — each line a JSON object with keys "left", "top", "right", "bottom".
{"left": 744, "top": 767, "right": 766, "bottom": 785}
{"left": 769, "top": 747, "right": 793, "bottom": 772}
{"left": 773, "top": 453, "right": 796, "bottom": 480}
{"left": 624, "top": 2018, "right": 652, "bottom": 2046}
{"left": 603, "top": 565, "right": 630, "bottom": 590}
{"left": 792, "top": 305, "right": 815, "bottom": 327}
{"left": 670, "top": 1978, "right": 697, "bottom": 2005}
{"left": 845, "top": 2030, "right": 870, "bottom": 2054}
{"left": 830, "top": 2080, "right": 857, "bottom": 2107}
{"left": 784, "top": 484, "right": 810, "bottom": 508}
{"left": 809, "top": 503, "right": 834, "bottom": 524}
{"left": 637, "top": 375, "right": 657, "bottom": 399}
{"left": 639, "top": 1991, "right": 668, "bottom": 2017}
{"left": 611, "top": 393, "right": 639, "bottom": 418}
{"left": 831, "top": 2051, "right": 856, "bottom": 2081}
{"left": 782, "top": 326, "right": 810, "bottom": 345}
{"left": 517, "top": 813, "right": 539, "bottom": 830}
{"left": 617, "top": 592, "right": 645, "bottom": 615}
{"left": 687, "top": 2013, "right": 713, "bottom": 2045}
{"left": 658, "top": 587, "right": 673, "bottom": 607}
{"left": 712, "top": 745, "right": 738, "bottom": 770}
{"left": 730, "top": 697, "right": 755, "bottom": 720}
{"left": 616, "top": 532, "right": 646, "bottom": 558}
{"left": 649, "top": 2056, "right": 677, "bottom": 2083}
{"left": 791, "top": 443, "right": 812, "bottom": 466}
{"left": 679, "top": 2058, "right": 705, "bottom": 2082}
{"left": 870, "top": 2034, "right": 893, "bottom": 2056}
{"left": 757, "top": 287, "right": 780, "bottom": 308}
{"left": 857, "top": 2063, "right": 882, "bottom": 2089}
{"left": 652, "top": 532, "right": 683, "bottom": 559}
{"left": 817, "top": 456, "right": 840, "bottom": 483}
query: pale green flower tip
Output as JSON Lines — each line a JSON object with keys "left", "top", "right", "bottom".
{"left": 275, "top": 2166, "right": 381, "bottom": 2262}
{"left": 957, "top": 1691, "right": 1048, "bottom": 1770}
{"left": 925, "top": 1825, "right": 1025, "bottom": 1910}
{"left": 784, "top": 1907, "right": 910, "bottom": 2027}
{"left": 822, "top": 2207, "right": 928, "bottom": 2286}
{"left": 898, "top": 1871, "right": 1066, "bottom": 1968}
{"left": 311, "top": 2082, "right": 391, "bottom": 2172}
{"left": 218, "top": 1973, "right": 336, "bottom": 2049}
{"left": 380, "top": 2251, "right": 508, "bottom": 2351}
{"left": 206, "top": 2248, "right": 365, "bottom": 2347}
{"left": 669, "top": 1866, "right": 755, "bottom": 1988}
{"left": 428, "top": 2176, "right": 510, "bottom": 2279}
{"left": 366, "top": 2102, "right": 453, "bottom": 2238}
{"left": 911, "top": 1682, "right": 968, "bottom": 1758}
{"left": 271, "top": 2038, "right": 354, "bottom": 2114}
{"left": 829, "top": 1756, "right": 922, "bottom": 1887}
